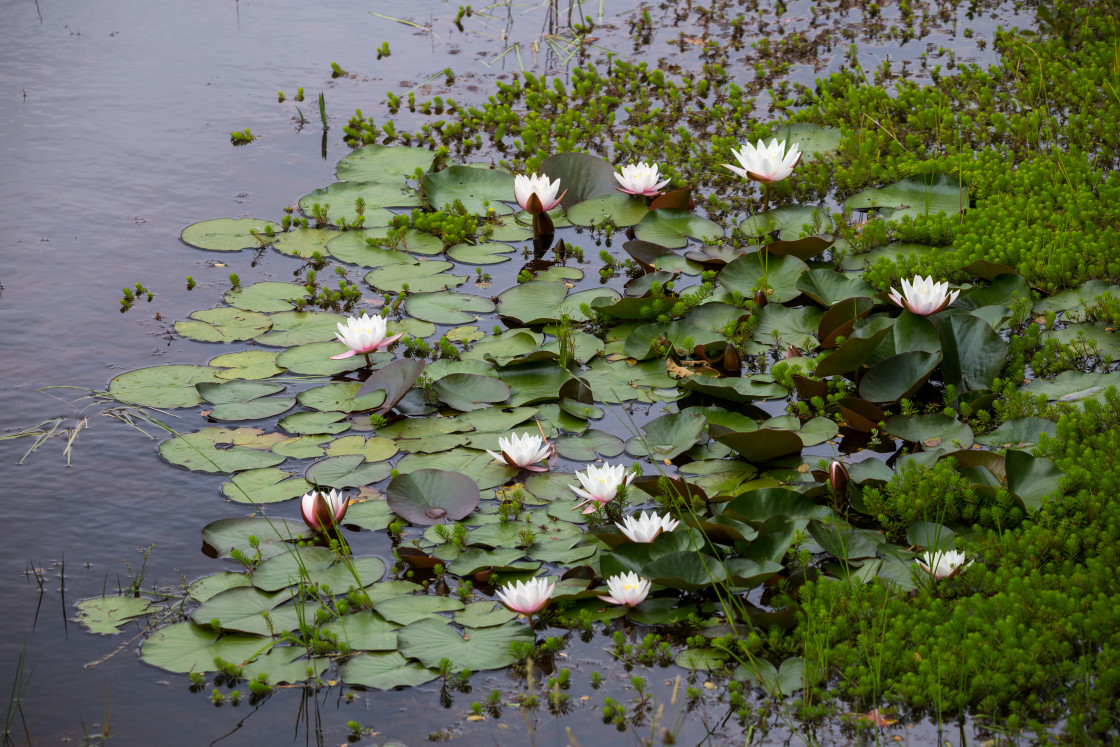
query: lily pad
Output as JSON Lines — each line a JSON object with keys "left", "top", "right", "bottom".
{"left": 719, "top": 253, "right": 809, "bottom": 303}
{"left": 326, "top": 230, "right": 420, "bottom": 267}
{"left": 159, "top": 427, "right": 286, "bottom": 473}
{"left": 422, "top": 165, "right": 514, "bottom": 215}
{"left": 340, "top": 652, "right": 439, "bottom": 689}
{"left": 278, "top": 410, "right": 349, "bottom": 435}
{"left": 405, "top": 291, "right": 495, "bottom": 324}
{"left": 433, "top": 373, "right": 511, "bottom": 411}
{"left": 386, "top": 469, "right": 481, "bottom": 525}
{"left": 336, "top": 143, "right": 436, "bottom": 180}
{"left": 299, "top": 180, "right": 421, "bottom": 222}
{"left": 108, "top": 364, "right": 220, "bottom": 409}
{"left": 200, "top": 517, "right": 314, "bottom": 560}
{"left": 252, "top": 546, "right": 385, "bottom": 593}
{"left": 305, "top": 454, "right": 392, "bottom": 488}
{"left": 224, "top": 281, "right": 307, "bottom": 313}
{"left": 397, "top": 618, "right": 533, "bottom": 672}
{"left": 767, "top": 123, "right": 842, "bottom": 162}
{"left": 373, "top": 596, "right": 465, "bottom": 626}
{"left": 274, "top": 341, "right": 376, "bottom": 376}
{"left": 357, "top": 358, "right": 426, "bottom": 414}
{"left": 211, "top": 350, "right": 284, "bottom": 381}
{"left": 844, "top": 173, "right": 968, "bottom": 222}
{"left": 73, "top": 596, "right": 154, "bottom": 635}
{"left": 140, "top": 622, "right": 273, "bottom": 674}
{"left": 633, "top": 209, "right": 723, "bottom": 249}
{"left": 365, "top": 260, "right": 467, "bottom": 294}
{"left": 447, "top": 242, "right": 514, "bottom": 265}
{"left": 566, "top": 194, "right": 649, "bottom": 227}
{"left": 197, "top": 380, "right": 294, "bottom": 421}
{"left": 271, "top": 227, "right": 336, "bottom": 258}
{"left": 255, "top": 311, "right": 344, "bottom": 347}
{"left": 180, "top": 217, "right": 281, "bottom": 252}
{"left": 221, "top": 468, "right": 312, "bottom": 504}
{"left": 497, "top": 280, "right": 619, "bottom": 325}
{"left": 297, "top": 381, "right": 387, "bottom": 413}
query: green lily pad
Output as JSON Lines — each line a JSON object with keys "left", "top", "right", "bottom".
{"left": 305, "top": 454, "right": 392, "bottom": 488}
{"left": 255, "top": 311, "right": 344, "bottom": 347}
{"left": 274, "top": 341, "right": 377, "bottom": 376}
{"left": 643, "top": 551, "right": 728, "bottom": 591}
{"left": 719, "top": 252, "right": 808, "bottom": 303}
{"left": 447, "top": 242, "right": 514, "bottom": 265}
{"left": 357, "top": 359, "right": 426, "bottom": 414}
{"left": 325, "top": 230, "right": 421, "bottom": 267}
{"left": 975, "top": 417, "right": 1057, "bottom": 448}
{"left": 180, "top": 217, "right": 281, "bottom": 252}
{"left": 395, "top": 449, "right": 516, "bottom": 491}
{"left": 1034, "top": 280, "right": 1120, "bottom": 320}
{"left": 767, "top": 123, "right": 842, "bottom": 162}
{"left": 1006, "top": 450, "right": 1064, "bottom": 511}
{"left": 540, "top": 152, "right": 619, "bottom": 209}
{"left": 73, "top": 596, "right": 154, "bottom": 635}
{"left": 566, "top": 194, "right": 649, "bottom": 227}
{"left": 201, "top": 517, "right": 314, "bottom": 560}
{"left": 497, "top": 280, "right": 619, "bottom": 325}
{"left": 397, "top": 618, "right": 533, "bottom": 672}
{"left": 322, "top": 435, "right": 398, "bottom": 462}
{"left": 886, "top": 414, "right": 974, "bottom": 451}
{"left": 297, "top": 382, "right": 387, "bottom": 413}
{"left": 272, "top": 434, "right": 335, "bottom": 458}
{"left": 633, "top": 209, "right": 723, "bottom": 249}
{"left": 498, "top": 360, "right": 575, "bottom": 406}
{"left": 1023, "top": 370, "right": 1120, "bottom": 402}
{"left": 211, "top": 350, "right": 284, "bottom": 381}
{"left": 108, "top": 364, "right": 220, "bottom": 409}
{"left": 197, "top": 380, "right": 294, "bottom": 421}
{"left": 844, "top": 173, "right": 968, "bottom": 222}
{"left": 224, "top": 281, "right": 307, "bottom": 313}
{"left": 735, "top": 656, "right": 808, "bottom": 695}
{"left": 140, "top": 622, "right": 272, "bottom": 674}
{"left": 422, "top": 165, "right": 514, "bottom": 215}
{"left": 190, "top": 586, "right": 286, "bottom": 635}
{"left": 796, "top": 270, "right": 878, "bottom": 306}
{"left": 336, "top": 143, "right": 436, "bottom": 181}
{"left": 453, "top": 601, "right": 519, "bottom": 628}
{"left": 221, "top": 468, "right": 312, "bottom": 504}
{"left": 365, "top": 260, "right": 467, "bottom": 294}
{"left": 859, "top": 351, "right": 941, "bottom": 404}
{"left": 252, "top": 546, "right": 385, "bottom": 593}
{"left": 187, "top": 572, "right": 252, "bottom": 603}
{"left": 279, "top": 410, "right": 349, "bottom": 435}
{"left": 373, "top": 596, "right": 465, "bottom": 626}
{"left": 405, "top": 291, "right": 495, "bottom": 324}
{"left": 321, "top": 611, "right": 401, "bottom": 652}
{"left": 159, "top": 427, "right": 286, "bottom": 473}
{"left": 937, "top": 314, "right": 1007, "bottom": 392}
{"left": 432, "top": 373, "right": 511, "bottom": 411}
{"left": 271, "top": 227, "right": 336, "bottom": 258}
{"left": 386, "top": 469, "right": 481, "bottom": 525}
{"left": 340, "top": 652, "right": 439, "bottom": 689}
{"left": 299, "top": 180, "right": 421, "bottom": 222}
{"left": 555, "top": 430, "right": 625, "bottom": 461}
{"left": 626, "top": 410, "right": 707, "bottom": 460}
{"left": 740, "top": 204, "right": 833, "bottom": 239}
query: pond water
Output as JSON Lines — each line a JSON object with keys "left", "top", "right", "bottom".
{"left": 0, "top": 0, "right": 1042, "bottom": 744}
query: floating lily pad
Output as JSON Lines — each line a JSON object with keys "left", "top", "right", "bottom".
{"left": 626, "top": 411, "right": 707, "bottom": 460}
{"left": 271, "top": 227, "right": 336, "bottom": 258}
{"left": 159, "top": 427, "right": 286, "bottom": 473}
{"left": 796, "top": 270, "right": 878, "bottom": 306}
{"left": 1005, "top": 450, "right": 1064, "bottom": 511}
{"left": 340, "top": 652, "right": 439, "bottom": 690}
{"left": 140, "top": 622, "right": 272, "bottom": 674}
{"left": 395, "top": 449, "right": 516, "bottom": 491}
{"left": 454, "top": 601, "right": 518, "bottom": 628}
{"left": 405, "top": 291, "right": 495, "bottom": 324}
{"left": 422, "top": 165, "right": 514, "bottom": 215}
{"left": 221, "top": 468, "right": 312, "bottom": 504}
{"left": 373, "top": 596, "right": 465, "bottom": 626}
{"left": 447, "top": 242, "right": 514, "bottom": 265}
{"left": 323, "top": 435, "right": 398, "bottom": 462}
{"left": 305, "top": 454, "right": 392, "bottom": 488}
{"left": 497, "top": 280, "right": 619, "bottom": 325}
{"left": 336, "top": 143, "right": 436, "bottom": 180}
{"left": 211, "top": 350, "right": 284, "bottom": 380}
{"left": 886, "top": 414, "right": 974, "bottom": 451}
{"left": 975, "top": 417, "right": 1057, "bottom": 448}
{"left": 633, "top": 209, "right": 723, "bottom": 249}
{"left": 740, "top": 204, "right": 833, "bottom": 239}
{"left": 386, "top": 469, "right": 481, "bottom": 525}
{"left": 299, "top": 181, "right": 421, "bottom": 222}
{"left": 198, "top": 380, "right": 294, "bottom": 421}
{"left": 566, "top": 194, "right": 649, "bottom": 227}
{"left": 433, "top": 373, "right": 511, "bottom": 411}
{"left": 274, "top": 341, "right": 378, "bottom": 376}
{"left": 844, "top": 173, "right": 968, "bottom": 222}
{"left": 201, "top": 517, "right": 314, "bottom": 560}
{"left": 397, "top": 618, "right": 533, "bottom": 672}
{"left": 555, "top": 430, "right": 625, "bottom": 461}
{"left": 357, "top": 358, "right": 426, "bottom": 414}
{"left": 279, "top": 410, "right": 349, "bottom": 435}
{"left": 719, "top": 252, "right": 808, "bottom": 302}
{"left": 73, "top": 596, "right": 154, "bottom": 635}
{"left": 225, "top": 281, "right": 307, "bottom": 313}
{"left": 859, "top": 351, "right": 941, "bottom": 404}
{"left": 365, "top": 260, "right": 467, "bottom": 294}
{"left": 187, "top": 572, "right": 252, "bottom": 603}
{"left": 108, "top": 364, "right": 221, "bottom": 409}
{"left": 321, "top": 611, "right": 401, "bottom": 652}
{"left": 325, "top": 231, "right": 419, "bottom": 267}
{"left": 252, "top": 546, "right": 385, "bottom": 593}
{"left": 297, "top": 381, "right": 387, "bottom": 413}
{"left": 938, "top": 314, "right": 1006, "bottom": 392}
{"left": 255, "top": 311, "right": 344, "bottom": 347}
{"left": 735, "top": 656, "right": 808, "bottom": 695}
{"left": 540, "top": 152, "right": 619, "bottom": 209}
{"left": 767, "top": 123, "right": 842, "bottom": 162}
{"left": 180, "top": 217, "right": 281, "bottom": 252}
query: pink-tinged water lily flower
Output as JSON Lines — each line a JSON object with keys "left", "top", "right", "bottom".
{"left": 569, "top": 463, "right": 634, "bottom": 514}
{"left": 916, "top": 549, "right": 971, "bottom": 579}
{"left": 300, "top": 488, "right": 349, "bottom": 532}
{"left": 615, "top": 511, "right": 680, "bottom": 543}
{"left": 487, "top": 432, "right": 552, "bottom": 471}
{"left": 828, "top": 460, "right": 849, "bottom": 497}
{"left": 614, "top": 162, "right": 671, "bottom": 197}
{"left": 514, "top": 173, "right": 565, "bottom": 214}
{"left": 887, "top": 275, "right": 959, "bottom": 316}
{"left": 329, "top": 312, "right": 402, "bottom": 362}
{"left": 598, "top": 572, "right": 651, "bottom": 607}
{"left": 723, "top": 138, "right": 802, "bottom": 184}
{"left": 496, "top": 577, "right": 555, "bottom": 616}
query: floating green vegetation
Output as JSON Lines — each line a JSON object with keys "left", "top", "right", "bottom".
{"left": 28, "top": 1, "right": 1118, "bottom": 742}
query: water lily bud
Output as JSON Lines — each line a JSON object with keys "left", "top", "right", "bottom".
{"left": 753, "top": 289, "right": 768, "bottom": 308}
{"left": 828, "top": 460, "right": 849, "bottom": 497}
{"left": 722, "top": 344, "right": 741, "bottom": 372}
{"left": 785, "top": 345, "right": 801, "bottom": 358}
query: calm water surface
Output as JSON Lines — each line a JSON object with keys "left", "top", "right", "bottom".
{"left": 0, "top": 0, "right": 1035, "bottom": 743}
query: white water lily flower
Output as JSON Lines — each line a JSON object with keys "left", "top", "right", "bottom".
{"left": 300, "top": 489, "right": 349, "bottom": 532}
{"left": 569, "top": 462, "right": 634, "bottom": 514}
{"left": 598, "top": 572, "right": 651, "bottom": 607}
{"left": 496, "top": 577, "right": 556, "bottom": 615}
{"left": 723, "top": 138, "right": 802, "bottom": 183}
{"left": 916, "top": 549, "right": 972, "bottom": 579}
{"left": 887, "top": 275, "right": 959, "bottom": 316}
{"left": 329, "top": 312, "right": 402, "bottom": 359}
{"left": 614, "top": 162, "right": 671, "bottom": 197}
{"left": 514, "top": 172, "right": 565, "bottom": 214}
{"left": 487, "top": 431, "right": 552, "bottom": 471}
{"left": 615, "top": 511, "right": 680, "bottom": 543}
